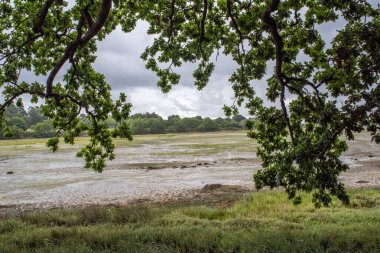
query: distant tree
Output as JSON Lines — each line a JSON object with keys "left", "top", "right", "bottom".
{"left": 32, "top": 119, "right": 55, "bottom": 138}
{"left": 147, "top": 118, "right": 166, "bottom": 134}
{"left": 214, "top": 117, "right": 224, "bottom": 125}
{"left": 168, "top": 115, "right": 181, "bottom": 122}
{"left": 166, "top": 115, "right": 184, "bottom": 132}
{"left": 197, "top": 118, "right": 219, "bottom": 132}
{"left": 28, "top": 106, "right": 47, "bottom": 126}
{"left": 129, "top": 118, "right": 146, "bottom": 134}
{"left": 182, "top": 117, "right": 202, "bottom": 132}
{"left": 7, "top": 115, "right": 27, "bottom": 131}
{"left": 105, "top": 118, "right": 117, "bottom": 128}
{"left": 131, "top": 112, "right": 162, "bottom": 119}
{"left": 4, "top": 104, "right": 27, "bottom": 117}
{"left": 233, "top": 115, "right": 246, "bottom": 122}
{"left": 222, "top": 119, "right": 240, "bottom": 130}
{"left": 1, "top": 104, "right": 28, "bottom": 138}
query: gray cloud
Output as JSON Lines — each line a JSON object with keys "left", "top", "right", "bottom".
{"left": 120, "top": 74, "right": 244, "bottom": 119}
{"left": 94, "top": 21, "right": 242, "bottom": 91}
{"left": 94, "top": 23, "right": 158, "bottom": 90}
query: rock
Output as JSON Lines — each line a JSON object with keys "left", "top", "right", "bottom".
{"left": 356, "top": 180, "right": 370, "bottom": 184}
{"left": 190, "top": 165, "right": 196, "bottom": 168}
{"left": 6, "top": 171, "right": 14, "bottom": 175}
{"left": 368, "top": 155, "right": 374, "bottom": 158}
{"left": 146, "top": 166, "right": 160, "bottom": 170}
{"left": 197, "top": 163, "right": 203, "bottom": 166}
{"left": 180, "top": 165, "right": 187, "bottom": 169}
{"left": 203, "top": 184, "right": 222, "bottom": 191}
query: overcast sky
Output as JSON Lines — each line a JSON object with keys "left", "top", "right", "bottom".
{"left": 93, "top": 19, "right": 320, "bottom": 119}
{"left": 13, "top": 1, "right": 380, "bottom": 118}
{"left": 94, "top": 19, "right": 294, "bottom": 118}
{"left": 93, "top": 21, "right": 246, "bottom": 119}
{"left": 91, "top": 12, "right": 358, "bottom": 118}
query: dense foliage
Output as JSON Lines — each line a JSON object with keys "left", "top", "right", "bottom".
{"left": 1, "top": 0, "right": 379, "bottom": 205}
{"left": 1, "top": 107, "right": 245, "bottom": 138}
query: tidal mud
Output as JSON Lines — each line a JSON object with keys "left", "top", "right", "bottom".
{"left": 0, "top": 132, "right": 379, "bottom": 212}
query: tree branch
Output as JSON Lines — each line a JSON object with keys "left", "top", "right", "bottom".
{"left": 33, "top": 0, "right": 56, "bottom": 34}
{"left": 82, "top": 5, "right": 94, "bottom": 28}
{"left": 167, "top": 0, "right": 176, "bottom": 44}
{"left": 46, "top": 0, "right": 112, "bottom": 97}
{"left": 198, "top": 0, "right": 208, "bottom": 47}
{"left": 226, "top": 0, "right": 244, "bottom": 41}
{"left": 261, "top": 0, "right": 296, "bottom": 145}
{"left": 285, "top": 76, "right": 323, "bottom": 106}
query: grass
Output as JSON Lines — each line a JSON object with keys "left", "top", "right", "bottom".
{"left": 1, "top": 189, "right": 380, "bottom": 253}
{"left": 0, "top": 131, "right": 248, "bottom": 145}
{"left": 0, "top": 131, "right": 255, "bottom": 159}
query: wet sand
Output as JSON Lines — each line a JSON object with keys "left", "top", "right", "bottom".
{"left": 1, "top": 132, "right": 379, "bottom": 212}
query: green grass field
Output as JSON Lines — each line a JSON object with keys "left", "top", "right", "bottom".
{"left": 1, "top": 189, "right": 379, "bottom": 253}
{"left": 0, "top": 131, "right": 254, "bottom": 154}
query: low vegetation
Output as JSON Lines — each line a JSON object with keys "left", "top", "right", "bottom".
{"left": 1, "top": 189, "right": 379, "bottom": 253}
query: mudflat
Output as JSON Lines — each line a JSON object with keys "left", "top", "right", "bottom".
{"left": 1, "top": 131, "right": 379, "bottom": 213}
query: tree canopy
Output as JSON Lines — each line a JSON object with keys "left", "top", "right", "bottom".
{"left": 1, "top": 0, "right": 379, "bottom": 206}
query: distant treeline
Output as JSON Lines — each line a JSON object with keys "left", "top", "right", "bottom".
{"left": 0, "top": 105, "right": 247, "bottom": 139}
{"left": 113, "top": 113, "right": 246, "bottom": 135}
{"left": 0, "top": 104, "right": 55, "bottom": 139}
